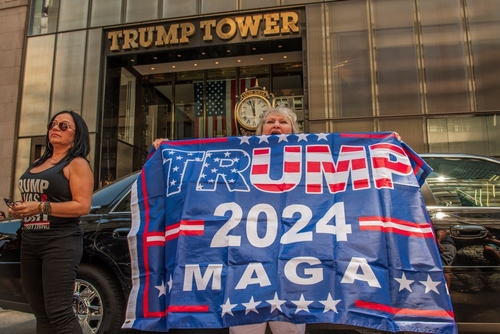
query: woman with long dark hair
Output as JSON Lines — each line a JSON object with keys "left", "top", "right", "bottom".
{"left": 8, "top": 110, "right": 93, "bottom": 334}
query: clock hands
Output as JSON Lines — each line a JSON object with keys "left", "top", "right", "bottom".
{"left": 250, "top": 99, "right": 256, "bottom": 117}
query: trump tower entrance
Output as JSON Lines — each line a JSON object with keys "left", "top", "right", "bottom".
{"left": 101, "top": 10, "right": 307, "bottom": 185}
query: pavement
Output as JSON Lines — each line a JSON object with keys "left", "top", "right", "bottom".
{"left": 0, "top": 308, "right": 35, "bottom": 334}
{"left": 0, "top": 308, "right": 363, "bottom": 334}
{"left": 0, "top": 308, "right": 493, "bottom": 334}
{"left": 0, "top": 308, "right": 231, "bottom": 334}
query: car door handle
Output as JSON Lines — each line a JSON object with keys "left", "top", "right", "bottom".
{"left": 450, "top": 224, "right": 488, "bottom": 239}
{"left": 112, "top": 228, "right": 130, "bottom": 239}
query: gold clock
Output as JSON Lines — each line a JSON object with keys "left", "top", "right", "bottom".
{"left": 235, "top": 93, "right": 272, "bottom": 131}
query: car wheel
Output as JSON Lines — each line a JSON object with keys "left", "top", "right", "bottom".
{"left": 74, "top": 263, "right": 125, "bottom": 334}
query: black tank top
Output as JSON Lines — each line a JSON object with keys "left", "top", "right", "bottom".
{"left": 19, "top": 158, "right": 83, "bottom": 242}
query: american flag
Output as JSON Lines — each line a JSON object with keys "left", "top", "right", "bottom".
{"left": 195, "top": 80, "right": 235, "bottom": 138}
{"left": 194, "top": 78, "right": 257, "bottom": 138}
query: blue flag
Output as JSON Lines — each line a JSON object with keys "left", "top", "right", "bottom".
{"left": 124, "top": 132, "right": 457, "bottom": 334}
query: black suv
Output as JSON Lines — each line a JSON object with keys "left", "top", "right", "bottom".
{"left": 1, "top": 153, "right": 499, "bottom": 333}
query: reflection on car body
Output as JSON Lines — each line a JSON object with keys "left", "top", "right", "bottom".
{"left": 421, "top": 154, "right": 500, "bottom": 333}
{"left": 0, "top": 153, "right": 499, "bottom": 333}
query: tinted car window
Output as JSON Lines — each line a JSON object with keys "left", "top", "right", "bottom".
{"left": 423, "top": 156, "right": 500, "bottom": 207}
{"left": 91, "top": 172, "right": 138, "bottom": 213}
{"left": 113, "top": 191, "right": 132, "bottom": 213}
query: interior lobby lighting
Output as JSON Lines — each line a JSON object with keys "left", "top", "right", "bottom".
{"left": 133, "top": 51, "right": 302, "bottom": 74}
{"left": 151, "top": 67, "right": 155, "bottom": 70}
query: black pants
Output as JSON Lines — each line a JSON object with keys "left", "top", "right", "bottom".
{"left": 21, "top": 235, "right": 83, "bottom": 334}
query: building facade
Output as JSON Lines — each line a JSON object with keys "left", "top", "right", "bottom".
{"left": 0, "top": 0, "right": 27, "bottom": 209}
{"left": 1, "top": 0, "right": 500, "bottom": 205}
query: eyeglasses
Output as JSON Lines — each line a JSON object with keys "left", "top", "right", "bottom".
{"left": 47, "top": 120, "right": 74, "bottom": 132}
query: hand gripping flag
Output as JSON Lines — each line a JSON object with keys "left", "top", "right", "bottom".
{"left": 124, "top": 132, "right": 457, "bottom": 333}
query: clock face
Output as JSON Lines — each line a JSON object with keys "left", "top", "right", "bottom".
{"left": 236, "top": 95, "right": 271, "bottom": 130}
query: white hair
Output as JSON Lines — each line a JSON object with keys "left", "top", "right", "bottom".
{"left": 255, "top": 107, "right": 300, "bottom": 135}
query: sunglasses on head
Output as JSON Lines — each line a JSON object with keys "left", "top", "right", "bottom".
{"left": 47, "top": 120, "right": 74, "bottom": 132}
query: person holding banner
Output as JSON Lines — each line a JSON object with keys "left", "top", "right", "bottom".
{"left": 150, "top": 107, "right": 406, "bottom": 334}
{"left": 230, "top": 106, "right": 305, "bottom": 334}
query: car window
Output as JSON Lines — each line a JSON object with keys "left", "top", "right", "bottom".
{"left": 113, "top": 191, "right": 131, "bottom": 213}
{"left": 423, "top": 156, "right": 500, "bottom": 207}
{"left": 91, "top": 172, "right": 138, "bottom": 213}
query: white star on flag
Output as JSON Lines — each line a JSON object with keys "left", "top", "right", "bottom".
{"left": 258, "top": 135, "right": 270, "bottom": 144}
{"left": 420, "top": 275, "right": 441, "bottom": 294}
{"left": 242, "top": 296, "right": 261, "bottom": 315}
{"left": 297, "top": 133, "right": 309, "bottom": 142}
{"left": 291, "top": 294, "right": 313, "bottom": 313}
{"left": 277, "top": 134, "right": 289, "bottom": 142}
{"left": 239, "top": 136, "right": 251, "bottom": 145}
{"left": 317, "top": 133, "right": 329, "bottom": 141}
{"left": 220, "top": 298, "right": 237, "bottom": 317}
{"left": 155, "top": 281, "right": 166, "bottom": 297}
{"left": 266, "top": 292, "right": 286, "bottom": 313}
{"left": 395, "top": 273, "right": 414, "bottom": 292}
{"left": 319, "top": 293, "right": 341, "bottom": 313}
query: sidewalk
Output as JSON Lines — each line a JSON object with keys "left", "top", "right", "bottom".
{"left": 0, "top": 307, "right": 35, "bottom": 334}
